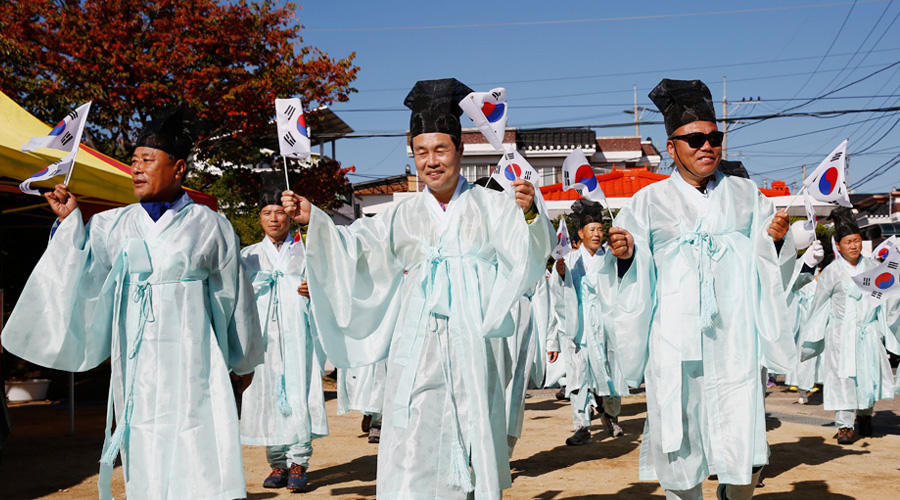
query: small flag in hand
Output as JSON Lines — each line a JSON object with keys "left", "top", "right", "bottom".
{"left": 804, "top": 139, "right": 851, "bottom": 208}
{"left": 22, "top": 102, "right": 92, "bottom": 154}
{"left": 873, "top": 236, "right": 899, "bottom": 261}
{"left": 562, "top": 147, "right": 606, "bottom": 205}
{"left": 491, "top": 145, "right": 539, "bottom": 193}
{"left": 459, "top": 88, "right": 508, "bottom": 150}
{"left": 276, "top": 98, "right": 311, "bottom": 159}
{"left": 551, "top": 219, "right": 571, "bottom": 260}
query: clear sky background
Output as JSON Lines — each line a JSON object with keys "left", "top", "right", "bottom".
{"left": 297, "top": 0, "right": 900, "bottom": 193}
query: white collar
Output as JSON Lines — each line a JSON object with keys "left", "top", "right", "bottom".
{"left": 671, "top": 167, "right": 719, "bottom": 213}
{"left": 423, "top": 175, "right": 467, "bottom": 228}
{"left": 262, "top": 233, "right": 293, "bottom": 270}
{"left": 578, "top": 243, "right": 604, "bottom": 272}
{"left": 142, "top": 191, "right": 193, "bottom": 239}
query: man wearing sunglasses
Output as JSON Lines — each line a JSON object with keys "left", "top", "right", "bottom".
{"left": 607, "top": 79, "right": 793, "bottom": 500}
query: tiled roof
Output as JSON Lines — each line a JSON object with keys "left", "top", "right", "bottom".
{"left": 595, "top": 136, "right": 642, "bottom": 152}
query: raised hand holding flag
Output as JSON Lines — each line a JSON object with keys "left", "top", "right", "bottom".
{"left": 459, "top": 88, "right": 507, "bottom": 150}
{"left": 551, "top": 219, "right": 571, "bottom": 260}
{"left": 19, "top": 102, "right": 92, "bottom": 194}
{"left": 804, "top": 139, "right": 851, "bottom": 208}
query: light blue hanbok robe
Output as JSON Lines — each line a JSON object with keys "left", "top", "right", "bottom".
{"left": 784, "top": 262, "right": 822, "bottom": 390}
{"left": 337, "top": 361, "right": 388, "bottom": 417}
{"left": 240, "top": 235, "right": 328, "bottom": 447}
{"left": 613, "top": 169, "right": 796, "bottom": 490}
{"left": 1, "top": 193, "right": 264, "bottom": 500}
{"left": 552, "top": 244, "right": 627, "bottom": 399}
{"left": 303, "top": 178, "right": 552, "bottom": 500}
{"left": 801, "top": 257, "right": 900, "bottom": 410}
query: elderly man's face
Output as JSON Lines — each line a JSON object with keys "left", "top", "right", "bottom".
{"left": 412, "top": 132, "right": 463, "bottom": 201}
{"left": 578, "top": 222, "right": 605, "bottom": 255}
{"left": 260, "top": 204, "right": 290, "bottom": 242}
{"left": 666, "top": 120, "right": 721, "bottom": 185}
{"left": 131, "top": 147, "right": 186, "bottom": 202}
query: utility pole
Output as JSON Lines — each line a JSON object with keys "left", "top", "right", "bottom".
{"left": 802, "top": 164, "right": 806, "bottom": 181}
{"left": 722, "top": 76, "right": 727, "bottom": 158}
{"left": 634, "top": 84, "right": 640, "bottom": 137}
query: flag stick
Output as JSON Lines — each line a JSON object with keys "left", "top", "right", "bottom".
{"left": 605, "top": 204, "right": 615, "bottom": 223}
{"left": 784, "top": 186, "right": 805, "bottom": 212}
{"left": 283, "top": 156, "right": 291, "bottom": 191}
{"left": 62, "top": 147, "right": 80, "bottom": 186}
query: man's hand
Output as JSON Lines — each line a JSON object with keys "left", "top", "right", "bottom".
{"left": 44, "top": 183, "right": 78, "bottom": 221}
{"left": 768, "top": 209, "right": 790, "bottom": 242}
{"left": 555, "top": 258, "right": 566, "bottom": 280}
{"left": 281, "top": 190, "right": 311, "bottom": 225}
{"left": 548, "top": 351, "right": 559, "bottom": 363}
{"left": 608, "top": 227, "right": 634, "bottom": 260}
{"left": 297, "top": 280, "right": 309, "bottom": 298}
{"left": 511, "top": 179, "right": 535, "bottom": 213}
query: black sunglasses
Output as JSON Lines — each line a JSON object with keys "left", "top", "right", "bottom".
{"left": 669, "top": 131, "right": 724, "bottom": 149}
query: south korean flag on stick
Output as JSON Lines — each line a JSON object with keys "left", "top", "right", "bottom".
{"left": 873, "top": 236, "right": 899, "bottom": 261}
{"left": 562, "top": 147, "right": 607, "bottom": 205}
{"left": 804, "top": 139, "right": 851, "bottom": 208}
{"left": 551, "top": 218, "right": 571, "bottom": 260}
{"left": 22, "top": 102, "right": 92, "bottom": 154}
{"left": 459, "top": 88, "right": 507, "bottom": 150}
{"left": 20, "top": 102, "right": 91, "bottom": 195}
{"left": 491, "top": 145, "right": 546, "bottom": 214}
{"left": 275, "top": 98, "right": 311, "bottom": 160}
{"left": 853, "top": 254, "right": 900, "bottom": 306}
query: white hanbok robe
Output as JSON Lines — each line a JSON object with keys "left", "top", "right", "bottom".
{"left": 529, "top": 274, "right": 558, "bottom": 387}
{"left": 552, "top": 244, "right": 627, "bottom": 398}
{"left": 304, "top": 178, "right": 552, "bottom": 500}
{"left": 337, "top": 361, "right": 388, "bottom": 417}
{"left": 613, "top": 170, "right": 796, "bottom": 490}
{"left": 240, "top": 235, "right": 328, "bottom": 447}
{"left": 1, "top": 194, "right": 264, "bottom": 500}
{"left": 801, "top": 257, "right": 900, "bottom": 410}
{"left": 784, "top": 263, "right": 822, "bottom": 390}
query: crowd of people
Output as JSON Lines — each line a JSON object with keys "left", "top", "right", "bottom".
{"left": 2, "top": 76, "right": 899, "bottom": 500}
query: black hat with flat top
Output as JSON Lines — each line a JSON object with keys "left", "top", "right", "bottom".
{"left": 649, "top": 79, "right": 717, "bottom": 137}
{"left": 404, "top": 78, "right": 473, "bottom": 142}
{"left": 134, "top": 106, "right": 196, "bottom": 161}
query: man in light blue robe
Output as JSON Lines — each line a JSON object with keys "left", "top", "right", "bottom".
{"left": 801, "top": 208, "right": 899, "bottom": 444}
{"left": 282, "top": 78, "right": 553, "bottom": 500}
{"left": 1, "top": 108, "right": 264, "bottom": 500}
{"left": 550, "top": 200, "right": 627, "bottom": 446}
{"left": 608, "top": 79, "right": 793, "bottom": 500}
{"left": 240, "top": 188, "right": 328, "bottom": 491}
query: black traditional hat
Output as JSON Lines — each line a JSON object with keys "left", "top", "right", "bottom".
{"left": 718, "top": 160, "right": 750, "bottom": 179}
{"left": 404, "top": 78, "right": 473, "bottom": 142}
{"left": 134, "top": 106, "right": 196, "bottom": 161}
{"left": 571, "top": 199, "right": 605, "bottom": 230}
{"left": 830, "top": 207, "right": 861, "bottom": 242}
{"left": 474, "top": 176, "right": 504, "bottom": 192}
{"left": 258, "top": 173, "right": 285, "bottom": 210}
{"left": 649, "top": 79, "right": 717, "bottom": 137}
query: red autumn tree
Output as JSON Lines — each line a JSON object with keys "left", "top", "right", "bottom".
{"left": 0, "top": 0, "right": 359, "bottom": 167}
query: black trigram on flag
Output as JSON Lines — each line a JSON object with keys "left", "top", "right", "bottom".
{"left": 523, "top": 170, "right": 533, "bottom": 181}
{"left": 888, "top": 261, "right": 899, "bottom": 270}
{"left": 831, "top": 151, "right": 843, "bottom": 162}
{"left": 871, "top": 291, "right": 883, "bottom": 300}
{"left": 285, "top": 105, "right": 296, "bottom": 120}
{"left": 60, "top": 131, "right": 75, "bottom": 147}
{"left": 863, "top": 277, "right": 872, "bottom": 287}
{"left": 67, "top": 109, "right": 79, "bottom": 120}
{"left": 505, "top": 152, "right": 514, "bottom": 160}
{"left": 283, "top": 131, "right": 297, "bottom": 147}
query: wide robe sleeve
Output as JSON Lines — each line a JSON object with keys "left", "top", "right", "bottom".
{"left": 2, "top": 208, "right": 115, "bottom": 372}
{"left": 750, "top": 190, "right": 797, "bottom": 374}
{"left": 207, "top": 226, "right": 265, "bottom": 375}
{"left": 304, "top": 205, "right": 405, "bottom": 368}
{"left": 612, "top": 200, "right": 655, "bottom": 388}
{"left": 800, "top": 265, "right": 838, "bottom": 361}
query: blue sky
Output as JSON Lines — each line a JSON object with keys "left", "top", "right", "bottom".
{"left": 296, "top": 0, "right": 900, "bottom": 193}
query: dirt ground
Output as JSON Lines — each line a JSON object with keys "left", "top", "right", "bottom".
{"left": 1, "top": 379, "right": 898, "bottom": 500}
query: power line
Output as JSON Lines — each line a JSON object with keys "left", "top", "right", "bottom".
{"left": 303, "top": 1, "right": 889, "bottom": 32}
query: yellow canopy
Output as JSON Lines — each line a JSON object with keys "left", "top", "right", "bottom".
{"left": 0, "top": 91, "right": 138, "bottom": 205}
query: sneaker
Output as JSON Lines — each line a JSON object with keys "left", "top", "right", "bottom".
{"left": 600, "top": 413, "right": 624, "bottom": 437}
{"left": 361, "top": 414, "right": 372, "bottom": 433}
{"left": 368, "top": 426, "right": 381, "bottom": 444}
{"left": 837, "top": 427, "right": 855, "bottom": 445}
{"left": 857, "top": 415, "right": 873, "bottom": 437}
{"left": 565, "top": 426, "right": 591, "bottom": 446}
{"left": 766, "top": 376, "right": 776, "bottom": 388}
{"left": 287, "top": 463, "right": 308, "bottom": 493}
{"left": 263, "top": 468, "right": 288, "bottom": 488}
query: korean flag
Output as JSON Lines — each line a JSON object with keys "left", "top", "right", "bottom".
{"left": 459, "top": 88, "right": 508, "bottom": 150}
{"left": 562, "top": 147, "right": 606, "bottom": 205}
{"left": 803, "top": 139, "right": 851, "bottom": 208}
{"left": 275, "top": 98, "right": 311, "bottom": 160}
{"left": 853, "top": 254, "right": 900, "bottom": 306}
{"left": 22, "top": 102, "right": 92, "bottom": 154}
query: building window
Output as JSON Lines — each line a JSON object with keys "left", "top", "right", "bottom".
{"left": 461, "top": 164, "right": 491, "bottom": 183}
{"left": 541, "top": 167, "right": 559, "bottom": 186}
